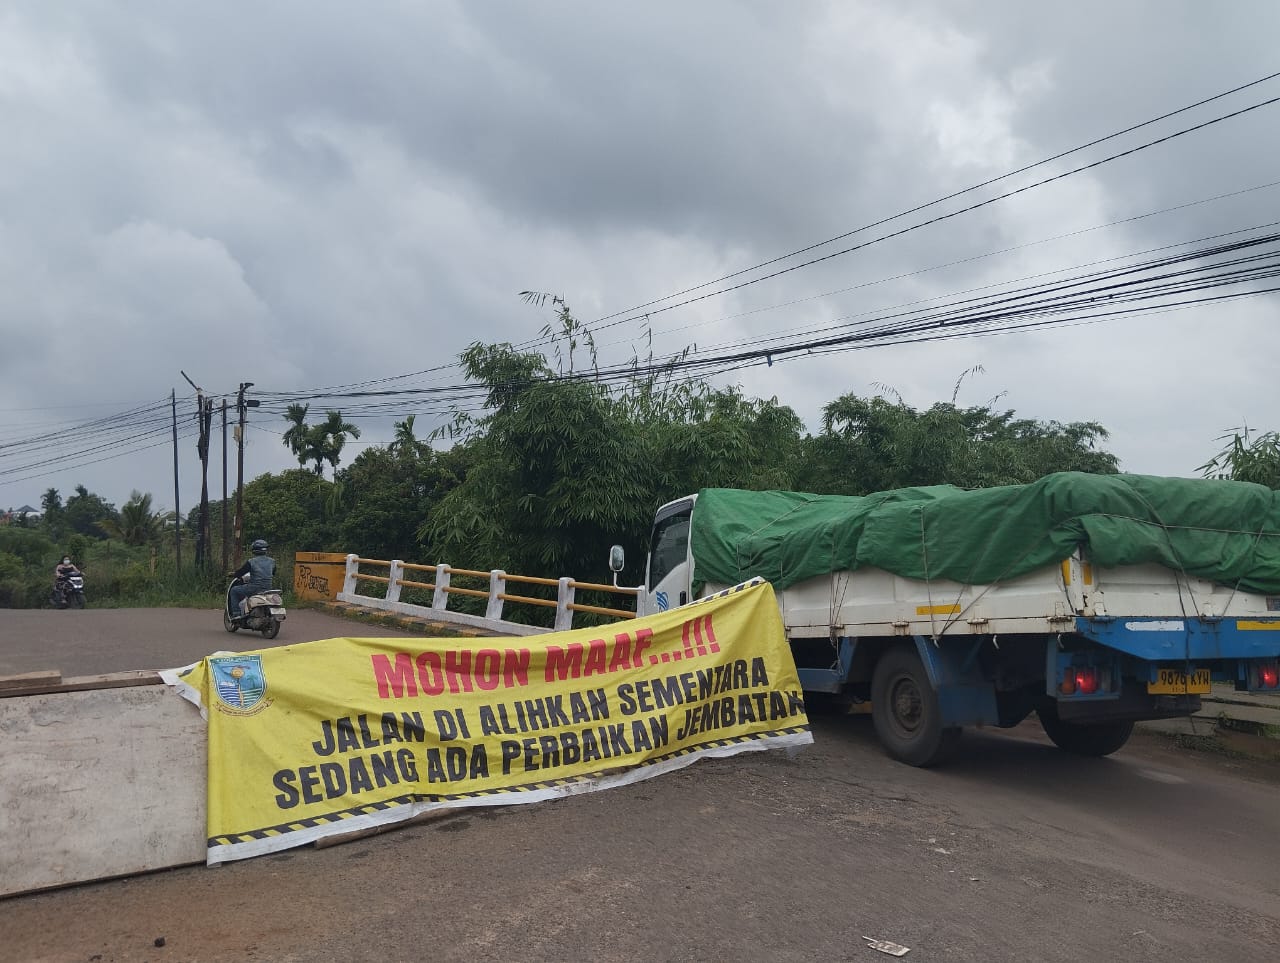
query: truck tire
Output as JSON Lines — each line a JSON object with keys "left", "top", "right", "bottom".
{"left": 871, "top": 646, "right": 961, "bottom": 767}
{"left": 1037, "top": 706, "right": 1134, "bottom": 757}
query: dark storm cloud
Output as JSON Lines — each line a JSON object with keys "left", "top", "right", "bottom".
{"left": 1, "top": 0, "right": 1279, "bottom": 514}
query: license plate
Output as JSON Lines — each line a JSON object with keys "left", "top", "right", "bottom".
{"left": 1148, "top": 667, "right": 1210, "bottom": 694}
{"left": 270, "top": 608, "right": 286, "bottom": 617}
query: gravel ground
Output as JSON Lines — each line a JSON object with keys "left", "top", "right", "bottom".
{"left": 2, "top": 607, "right": 1278, "bottom": 962}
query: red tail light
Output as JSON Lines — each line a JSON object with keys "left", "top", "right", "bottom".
{"left": 1074, "top": 668, "right": 1100, "bottom": 695}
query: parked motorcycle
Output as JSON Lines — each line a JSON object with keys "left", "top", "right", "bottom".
{"left": 224, "top": 579, "right": 286, "bottom": 639}
{"left": 51, "top": 571, "right": 87, "bottom": 609}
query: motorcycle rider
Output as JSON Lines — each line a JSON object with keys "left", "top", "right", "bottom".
{"left": 228, "top": 539, "right": 275, "bottom": 621}
{"left": 53, "top": 555, "right": 82, "bottom": 605}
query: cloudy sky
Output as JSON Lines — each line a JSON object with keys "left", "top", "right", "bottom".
{"left": 2, "top": 0, "right": 1279, "bottom": 519}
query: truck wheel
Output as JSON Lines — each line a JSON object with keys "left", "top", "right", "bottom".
{"left": 1038, "top": 706, "right": 1133, "bottom": 757}
{"left": 871, "top": 646, "right": 960, "bottom": 767}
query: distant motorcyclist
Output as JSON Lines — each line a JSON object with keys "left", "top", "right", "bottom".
{"left": 53, "top": 555, "right": 81, "bottom": 603}
{"left": 228, "top": 539, "right": 275, "bottom": 621}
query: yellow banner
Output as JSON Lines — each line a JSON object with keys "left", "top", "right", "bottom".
{"left": 164, "top": 579, "right": 811, "bottom": 863}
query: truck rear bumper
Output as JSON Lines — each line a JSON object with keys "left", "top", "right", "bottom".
{"left": 1056, "top": 685, "right": 1201, "bottom": 723}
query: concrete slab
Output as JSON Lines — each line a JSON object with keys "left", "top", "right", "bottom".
{"left": 0, "top": 682, "right": 206, "bottom": 896}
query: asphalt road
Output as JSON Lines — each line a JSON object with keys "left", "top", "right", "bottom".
{"left": 0, "top": 606, "right": 410, "bottom": 678}
{"left": 2, "top": 608, "right": 1279, "bottom": 962}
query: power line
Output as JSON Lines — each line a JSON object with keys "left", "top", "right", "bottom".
{"left": 244, "top": 182, "right": 1280, "bottom": 415}
{"left": 585, "top": 68, "right": 1280, "bottom": 329}
{"left": 602, "top": 183, "right": 1280, "bottom": 353}
{"left": 584, "top": 93, "right": 1280, "bottom": 336}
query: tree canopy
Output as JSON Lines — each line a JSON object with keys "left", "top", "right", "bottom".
{"left": 3, "top": 302, "right": 1154, "bottom": 608}
{"left": 283, "top": 405, "right": 361, "bottom": 477}
{"left": 799, "top": 393, "right": 1118, "bottom": 495}
{"left": 1199, "top": 426, "right": 1280, "bottom": 489}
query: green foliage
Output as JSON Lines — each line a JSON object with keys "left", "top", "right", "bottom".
{"left": 98, "top": 490, "right": 164, "bottom": 546}
{"left": 422, "top": 329, "right": 809, "bottom": 585}
{"left": 0, "top": 551, "right": 22, "bottom": 581}
{"left": 638, "top": 386, "right": 806, "bottom": 495}
{"left": 41, "top": 487, "right": 62, "bottom": 515}
{"left": 282, "top": 405, "right": 361, "bottom": 476}
{"left": 0, "top": 527, "right": 210, "bottom": 608}
{"left": 62, "top": 484, "right": 118, "bottom": 538}
{"left": 333, "top": 429, "right": 467, "bottom": 561}
{"left": 798, "top": 393, "right": 1119, "bottom": 495}
{"left": 0, "top": 525, "right": 54, "bottom": 566}
{"left": 242, "top": 468, "right": 339, "bottom": 552}
{"left": 420, "top": 304, "right": 1119, "bottom": 589}
{"left": 2, "top": 302, "right": 1137, "bottom": 610}
{"left": 1199, "top": 426, "right": 1280, "bottom": 489}
{"left": 424, "top": 342, "right": 642, "bottom": 576}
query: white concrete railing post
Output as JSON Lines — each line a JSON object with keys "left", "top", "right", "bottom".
{"left": 432, "top": 564, "right": 451, "bottom": 610}
{"left": 486, "top": 570, "right": 506, "bottom": 621}
{"left": 342, "top": 554, "right": 359, "bottom": 596}
{"left": 386, "top": 560, "right": 404, "bottom": 603}
{"left": 554, "top": 577, "right": 575, "bottom": 631}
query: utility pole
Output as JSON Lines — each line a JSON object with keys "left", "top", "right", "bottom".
{"left": 199, "top": 397, "right": 213, "bottom": 567}
{"left": 171, "top": 389, "right": 181, "bottom": 572}
{"left": 183, "top": 372, "right": 213, "bottom": 570}
{"left": 221, "top": 400, "right": 229, "bottom": 576}
{"left": 234, "top": 382, "right": 258, "bottom": 567}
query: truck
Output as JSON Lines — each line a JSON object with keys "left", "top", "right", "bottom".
{"left": 612, "top": 472, "right": 1280, "bottom": 766}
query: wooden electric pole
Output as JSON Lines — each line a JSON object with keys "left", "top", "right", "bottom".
{"left": 221, "top": 400, "right": 229, "bottom": 576}
{"left": 234, "top": 382, "right": 258, "bottom": 567}
{"left": 183, "top": 372, "right": 213, "bottom": 569}
{"left": 171, "top": 389, "right": 181, "bottom": 572}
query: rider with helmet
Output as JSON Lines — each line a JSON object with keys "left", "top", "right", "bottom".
{"left": 228, "top": 539, "right": 275, "bottom": 621}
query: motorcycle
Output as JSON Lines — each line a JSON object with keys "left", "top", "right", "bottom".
{"left": 224, "top": 579, "right": 287, "bottom": 639}
{"left": 51, "top": 571, "right": 87, "bottom": 609}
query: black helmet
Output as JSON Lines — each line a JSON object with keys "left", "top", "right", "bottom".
{"left": 251, "top": 539, "right": 268, "bottom": 555}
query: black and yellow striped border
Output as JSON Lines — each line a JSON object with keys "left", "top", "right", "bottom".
{"left": 208, "top": 794, "right": 416, "bottom": 847}
{"left": 686, "top": 577, "right": 765, "bottom": 607}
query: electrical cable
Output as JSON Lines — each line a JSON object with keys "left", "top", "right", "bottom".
{"left": 584, "top": 70, "right": 1280, "bottom": 330}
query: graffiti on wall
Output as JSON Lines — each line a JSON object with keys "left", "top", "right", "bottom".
{"left": 292, "top": 555, "right": 346, "bottom": 601}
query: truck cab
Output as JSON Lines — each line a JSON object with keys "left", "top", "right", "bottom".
{"left": 639, "top": 495, "right": 696, "bottom": 618}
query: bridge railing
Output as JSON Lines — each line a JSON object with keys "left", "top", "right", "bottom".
{"left": 337, "top": 555, "right": 640, "bottom": 636}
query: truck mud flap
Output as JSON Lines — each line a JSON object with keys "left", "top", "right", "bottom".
{"left": 912, "top": 636, "right": 999, "bottom": 728}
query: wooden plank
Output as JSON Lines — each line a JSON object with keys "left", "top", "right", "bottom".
{"left": 0, "top": 685, "right": 207, "bottom": 897}
{"left": 0, "top": 670, "right": 61, "bottom": 691}
{"left": 0, "top": 670, "right": 160, "bottom": 699}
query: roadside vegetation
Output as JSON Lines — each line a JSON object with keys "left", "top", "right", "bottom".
{"left": 4, "top": 300, "right": 1273, "bottom": 610}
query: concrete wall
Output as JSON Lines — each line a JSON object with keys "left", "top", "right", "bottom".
{"left": 0, "top": 682, "right": 206, "bottom": 897}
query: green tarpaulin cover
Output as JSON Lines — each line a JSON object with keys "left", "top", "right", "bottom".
{"left": 690, "top": 473, "right": 1280, "bottom": 594}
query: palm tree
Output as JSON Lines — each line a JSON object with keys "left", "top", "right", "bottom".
{"left": 283, "top": 406, "right": 360, "bottom": 476}
{"left": 283, "top": 404, "right": 312, "bottom": 469}
{"left": 316, "top": 410, "right": 361, "bottom": 476}
{"left": 98, "top": 491, "right": 162, "bottom": 546}
{"left": 41, "top": 488, "right": 62, "bottom": 515}
{"left": 390, "top": 415, "right": 418, "bottom": 459}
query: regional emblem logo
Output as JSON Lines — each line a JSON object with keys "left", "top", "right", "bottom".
{"left": 210, "top": 655, "right": 268, "bottom": 713}
{"left": 656, "top": 591, "right": 669, "bottom": 612}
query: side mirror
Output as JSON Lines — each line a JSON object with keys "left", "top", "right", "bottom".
{"left": 608, "top": 545, "right": 625, "bottom": 573}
